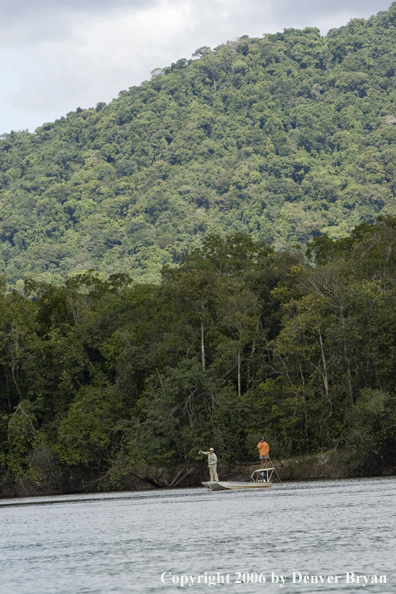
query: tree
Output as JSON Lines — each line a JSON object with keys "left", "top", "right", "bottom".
{"left": 192, "top": 46, "right": 211, "bottom": 58}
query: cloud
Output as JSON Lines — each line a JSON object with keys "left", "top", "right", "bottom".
{"left": 0, "top": 0, "right": 393, "bottom": 134}
{"left": 266, "top": 0, "right": 390, "bottom": 21}
{"left": 0, "top": 0, "right": 152, "bottom": 26}
{"left": 0, "top": 0, "right": 158, "bottom": 46}
{"left": 1, "top": 1, "right": 195, "bottom": 114}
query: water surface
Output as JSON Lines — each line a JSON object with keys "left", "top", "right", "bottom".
{"left": 1, "top": 477, "right": 395, "bottom": 593}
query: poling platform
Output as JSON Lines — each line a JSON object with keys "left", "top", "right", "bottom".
{"left": 202, "top": 468, "right": 274, "bottom": 491}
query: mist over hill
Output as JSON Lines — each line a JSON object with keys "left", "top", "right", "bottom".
{"left": 2, "top": 3, "right": 396, "bottom": 286}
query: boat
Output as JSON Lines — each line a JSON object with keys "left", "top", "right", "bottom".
{"left": 202, "top": 468, "right": 274, "bottom": 491}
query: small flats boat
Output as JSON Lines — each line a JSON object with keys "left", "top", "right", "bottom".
{"left": 202, "top": 468, "right": 274, "bottom": 491}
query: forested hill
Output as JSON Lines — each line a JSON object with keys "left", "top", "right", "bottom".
{"left": 2, "top": 5, "right": 396, "bottom": 286}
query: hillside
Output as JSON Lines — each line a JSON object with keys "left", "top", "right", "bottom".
{"left": 2, "top": 4, "right": 396, "bottom": 286}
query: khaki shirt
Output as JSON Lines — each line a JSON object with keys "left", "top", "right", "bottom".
{"left": 201, "top": 451, "right": 217, "bottom": 467}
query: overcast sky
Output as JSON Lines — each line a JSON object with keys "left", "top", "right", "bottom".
{"left": 0, "top": 0, "right": 393, "bottom": 135}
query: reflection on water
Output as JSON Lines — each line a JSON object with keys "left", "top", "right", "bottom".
{"left": 1, "top": 477, "right": 395, "bottom": 593}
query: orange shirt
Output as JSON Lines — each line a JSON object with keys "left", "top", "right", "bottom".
{"left": 257, "top": 441, "right": 269, "bottom": 456}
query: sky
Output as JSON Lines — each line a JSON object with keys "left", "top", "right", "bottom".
{"left": 0, "top": 0, "right": 393, "bottom": 135}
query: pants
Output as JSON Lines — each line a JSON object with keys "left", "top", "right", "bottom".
{"left": 209, "top": 465, "right": 219, "bottom": 481}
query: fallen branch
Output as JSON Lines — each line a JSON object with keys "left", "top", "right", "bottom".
{"left": 171, "top": 467, "right": 195, "bottom": 488}
{"left": 169, "top": 467, "right": 186, "bottom": 487}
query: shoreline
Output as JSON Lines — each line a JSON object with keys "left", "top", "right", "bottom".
{"left": 1, "top": 450, "right": 395, "bottom": 499}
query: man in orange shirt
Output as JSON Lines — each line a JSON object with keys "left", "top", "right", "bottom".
{"left": 257, "top": 437, "right": 269, "bottom": 470}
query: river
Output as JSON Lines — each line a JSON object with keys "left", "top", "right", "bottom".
{"left": 0, "top": 477, "right": 395, "bottom": 593}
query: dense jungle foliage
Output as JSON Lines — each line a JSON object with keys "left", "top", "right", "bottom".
{"left": 1, "top": 219, "right": 396, "bottom": 493}
{"left": 2, "top": 5, "right": 396, "bottom": 287}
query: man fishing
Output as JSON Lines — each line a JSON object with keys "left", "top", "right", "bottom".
{"left": 199, "top": 447, "right": 219, "bottom": 481}
{"left": 257, "top": 437, "right": 269, "bottom": 470}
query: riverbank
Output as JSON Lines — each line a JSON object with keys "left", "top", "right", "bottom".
{"left": 2, "top": 449, "right": 394, "bottom": 498}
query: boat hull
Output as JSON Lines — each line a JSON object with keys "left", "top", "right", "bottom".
{"left": 202, "top": 481, "right": 272, "bottom": 491}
